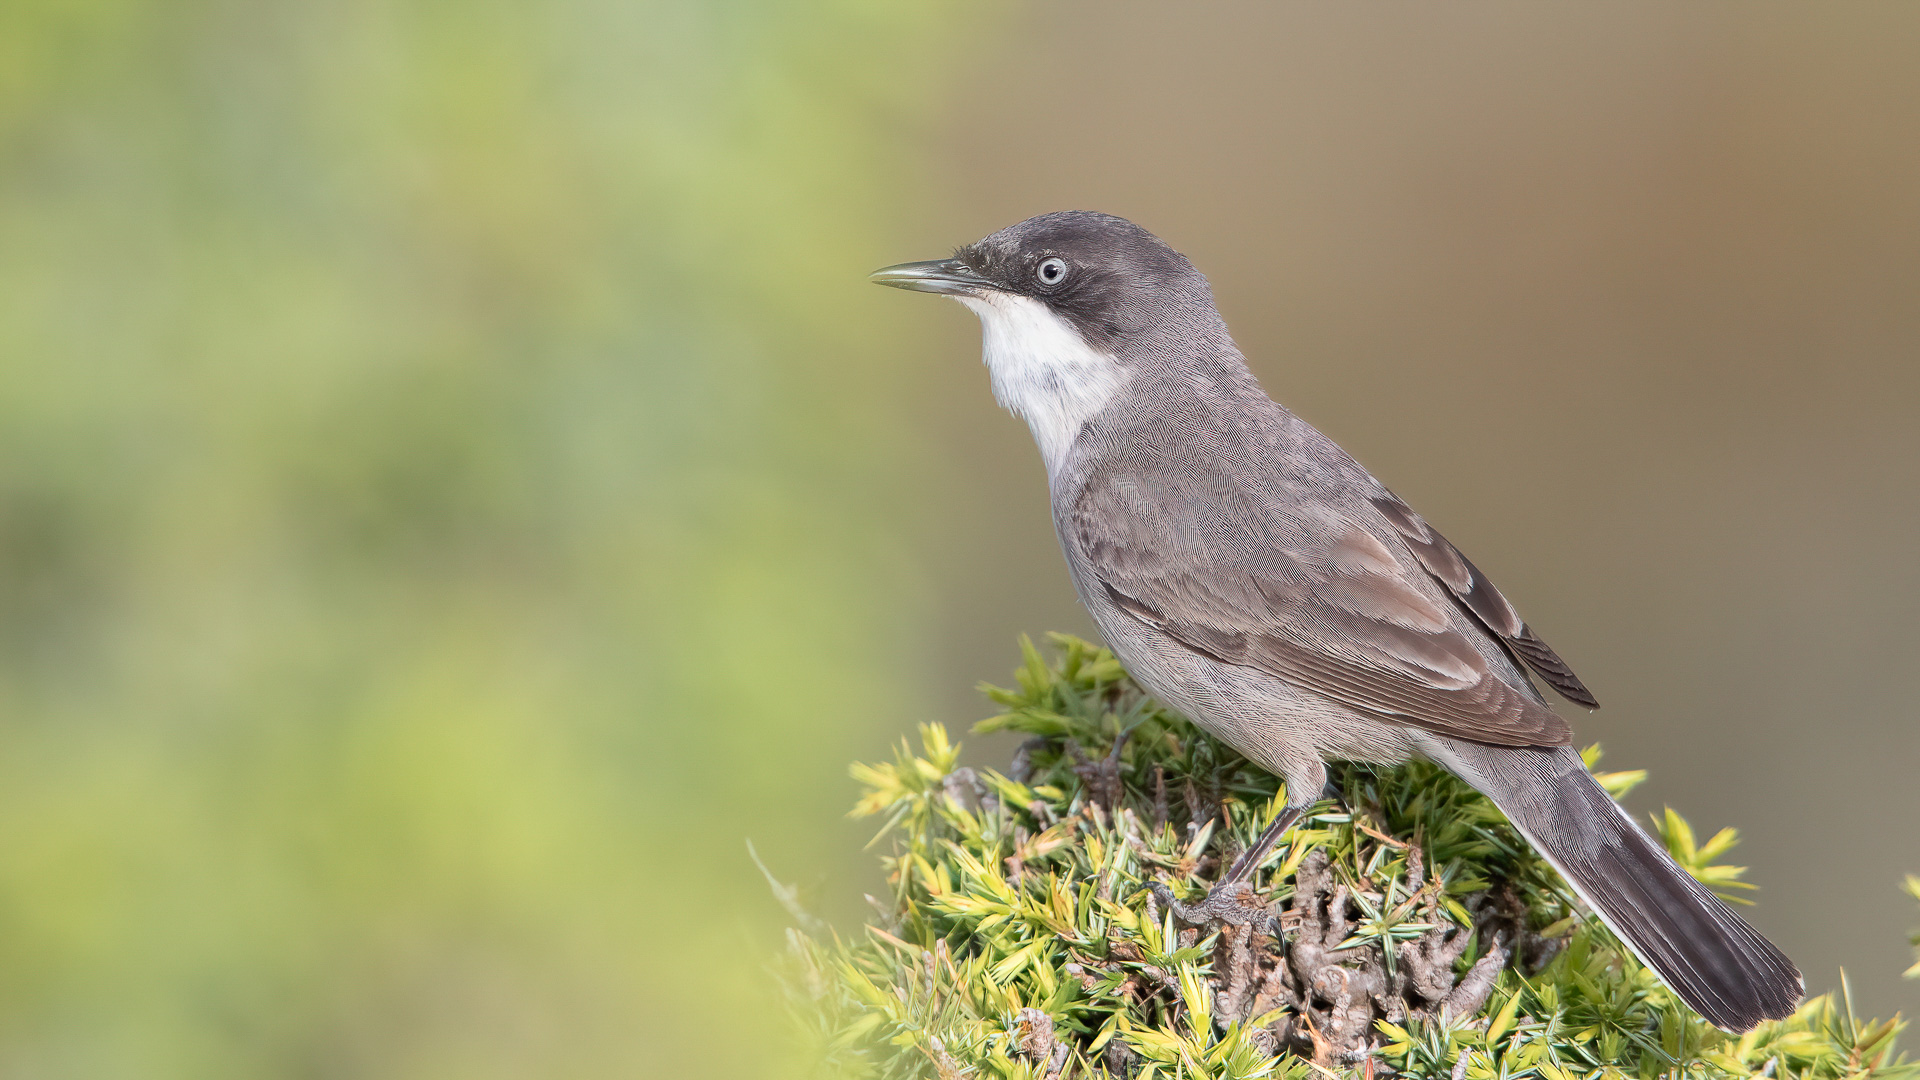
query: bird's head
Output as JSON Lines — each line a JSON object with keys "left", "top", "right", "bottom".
{"left": 871, "top": 212, "right": 1237, "bottom": 470}
{"left": 870, "top": 210, "right": 1215, "bottom": 353}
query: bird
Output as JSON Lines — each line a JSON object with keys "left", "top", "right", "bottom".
{"left": 870, "top": 210, "right": 1802, "bottom": 1032}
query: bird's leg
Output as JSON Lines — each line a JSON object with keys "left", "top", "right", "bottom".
{"left": 1223, "top": 804, "right": 1306, "bottom": 885}
{"left": 1150, "top": 803, "right": 1306, "bottom": 926}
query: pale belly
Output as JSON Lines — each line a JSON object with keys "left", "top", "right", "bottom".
{"left": 1085, "top": 600, "right": 1421, "bottom": 783}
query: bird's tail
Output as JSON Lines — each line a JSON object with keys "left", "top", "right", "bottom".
{"left": 1433, "top": 741, "right": 1802, "bottom": 1032}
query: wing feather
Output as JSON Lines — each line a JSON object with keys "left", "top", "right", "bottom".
{"left": 1370, "top": 493, "right": 1598, "bottom": 707}
{"left": 1074, "top": 475, "right": 1573, "bottom": 747}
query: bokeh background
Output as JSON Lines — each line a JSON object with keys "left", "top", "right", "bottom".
{"left": 1, "top": 1, "right": 1916, "bottom": 1076}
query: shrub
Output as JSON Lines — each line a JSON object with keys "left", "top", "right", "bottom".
{"left": 781, "top": 635, "right": 1912, "bottom": 1080}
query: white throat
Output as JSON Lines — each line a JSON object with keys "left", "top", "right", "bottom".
{"left": 955, "top": 292, "right": 1126, "bottom": 475}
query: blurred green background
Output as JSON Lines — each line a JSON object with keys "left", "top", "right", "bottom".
{"left": 1, "top": 1, "right": 1916, "bottom": 1076}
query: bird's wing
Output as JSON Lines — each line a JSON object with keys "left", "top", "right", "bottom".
{"left": 1368, "top": 492, "right": 1597, "bottom": 707}
{"left": 1069, "top": 470, "right": 1573, "bottom": 747}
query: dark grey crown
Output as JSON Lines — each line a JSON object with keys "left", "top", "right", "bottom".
{"left": 957, "top": 211, "right": 1219, "bottom": 349}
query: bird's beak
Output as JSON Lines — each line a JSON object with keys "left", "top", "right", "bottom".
{"left": 868, "top": 258, "right": 993, "bottom": 296}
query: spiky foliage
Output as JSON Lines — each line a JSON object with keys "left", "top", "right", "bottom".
{"left": 781, "top": 634, "right": 1913, "bottom": 1080}
{"left": 1904, "top": 876, "right": 1920, "bottom": 981}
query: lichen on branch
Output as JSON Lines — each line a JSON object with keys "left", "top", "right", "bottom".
{"left": 782, "top": 634, "right": 1912, "bottom": 1080}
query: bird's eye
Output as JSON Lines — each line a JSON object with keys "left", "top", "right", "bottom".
{"left": 1036, "top": 257, "right": 1068, "bottom": 286}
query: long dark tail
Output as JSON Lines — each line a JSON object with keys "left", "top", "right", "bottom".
{"left": 1435, "top": 741, "right": 1802, "bottom": 1031}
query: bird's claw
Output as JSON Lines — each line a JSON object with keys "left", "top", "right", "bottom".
{"left": 1149, "top": 879, "right": 1274, "bottom": 928}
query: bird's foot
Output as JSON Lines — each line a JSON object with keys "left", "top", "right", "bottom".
{"left": 1149, "top": 878, "right": 1273, "bottom": 928}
